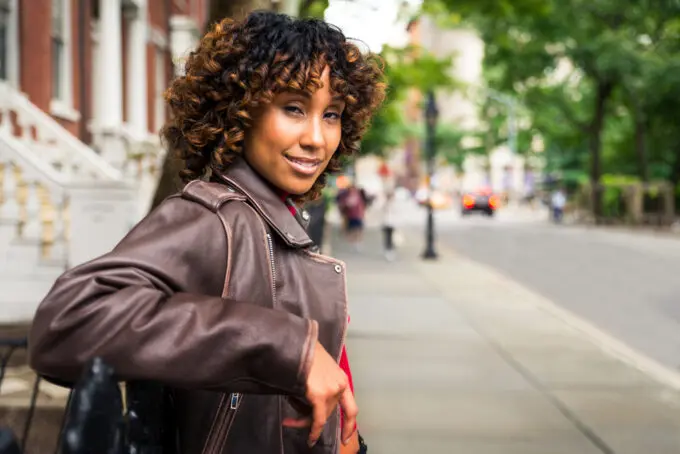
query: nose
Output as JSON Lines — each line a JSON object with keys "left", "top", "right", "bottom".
{"left": 300, "top": 117, "right": 325, "bottom": 151}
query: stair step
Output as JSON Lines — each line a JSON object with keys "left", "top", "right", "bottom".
{"left": 0, "top": 239, "right": 66, "bottom": 270}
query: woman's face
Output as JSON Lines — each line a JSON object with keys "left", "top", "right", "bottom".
{"left": 244, "top": 66, "right": 345, "bottom": 196}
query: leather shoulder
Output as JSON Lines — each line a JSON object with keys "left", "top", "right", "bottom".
{"left": 180, "top": 180, "right": 247, "bottom": 212}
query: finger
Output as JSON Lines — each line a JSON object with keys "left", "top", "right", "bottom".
{"left": 339, "top": 388, "right": 358, "bottom": 444}
{"left": 308, "top": 403, "right": 328, "bottom": 447}
{"left": 282, "top": 417, "right": 312, "bottom": 428}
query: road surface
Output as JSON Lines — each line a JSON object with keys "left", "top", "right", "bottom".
{"left": 436, "top": 207, "right": 680, "bottom": 373}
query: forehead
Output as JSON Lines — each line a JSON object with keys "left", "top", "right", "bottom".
{"left": 276, "top": 66, "right": 343, "bottom": 99}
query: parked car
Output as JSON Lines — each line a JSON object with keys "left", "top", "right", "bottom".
{"left": 461, "top": 189, "right": 500, "bottom": 216}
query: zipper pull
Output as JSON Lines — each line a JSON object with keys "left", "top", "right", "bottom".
{"left": 230, "top": 393, "right": 241, "bottom": 410}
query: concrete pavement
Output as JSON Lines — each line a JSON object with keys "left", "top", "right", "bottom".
{"left": 439, "top": 213, "right": 680, "bottom": 375}
{"left": 332, "top": 225, "right": 680, "bottom": 453}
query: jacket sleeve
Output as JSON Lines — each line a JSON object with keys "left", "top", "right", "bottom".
{"left": 28, "top": 196, "right": 317, "bottom": 396}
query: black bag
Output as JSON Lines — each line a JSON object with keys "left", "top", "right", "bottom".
{"left": 57, "top": 359, "right": 172, "bottom": 454}
{"left": 59, "top": 358, "right": 123, "bottom": 454}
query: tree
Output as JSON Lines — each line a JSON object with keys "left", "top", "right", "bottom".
{"left": 433, "top": 0, "right": 680, "bottom": 218}
{"left": 299, "top": 0, "right": 329, "bottom": 18}
{"left": 208, "top": 0, "right": 273, "bottom": 24}
{"left": 358, "top": 44, "right": 456, "bottom": 158}
{"left": 434, "top": 123, "right": 468, "bottom": 174}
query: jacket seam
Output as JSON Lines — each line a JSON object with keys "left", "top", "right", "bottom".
{"left": 182, "top": 180, "right": 247, "bottom": 213}
{"left": 298, "top": 319, "right": 318, "bottom": 384}
{"left": 217, "top": 212, "right": 234, "bottom": 297}
{"left": 201, "top": 392, "right": 227, "bottom": 454}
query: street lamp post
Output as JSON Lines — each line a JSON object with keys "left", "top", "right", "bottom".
{"left": 422, "top": 90, "right": 439, "bottom": 260}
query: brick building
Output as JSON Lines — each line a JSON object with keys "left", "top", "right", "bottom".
{"left": 1, "top": 0, "right": 208, "bottom": 163}
{"left": 0, "top": 0, "right": 208, "bottom": 323}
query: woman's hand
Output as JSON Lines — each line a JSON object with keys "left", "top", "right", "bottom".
{"left": 282, "top": 341, "right": 358, "bottom": 447}
{"left": 339, "top": 430, "right": 361, "bottom": 454}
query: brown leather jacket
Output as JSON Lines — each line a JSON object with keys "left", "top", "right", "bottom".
{"left": 28, "top": 159, "right": 348, "bottom": 454}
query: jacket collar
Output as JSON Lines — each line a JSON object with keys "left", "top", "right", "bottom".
{"left": 214, "top": 159, "right": 314, "bottom": 249}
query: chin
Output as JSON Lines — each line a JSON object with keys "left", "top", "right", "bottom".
{"left": 281, "top": 179, "right": 316, "bottom": 197}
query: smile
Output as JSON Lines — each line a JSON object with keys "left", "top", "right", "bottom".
{"left": 284, "top": 154, "right": 323, "bottom": 176}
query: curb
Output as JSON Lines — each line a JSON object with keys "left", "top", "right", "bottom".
{"left": 430, "top": 241, "right": 680, "bottom": 392}
{"left": 522, "top": 286, "right": 680, "bottom": 391}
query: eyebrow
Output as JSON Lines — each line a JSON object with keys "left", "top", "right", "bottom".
{"left": 282, "top": 89, "right": 344, "bottom": 103}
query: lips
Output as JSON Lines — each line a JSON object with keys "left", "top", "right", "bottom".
{"left": 283, "top": 154, "right": 323, "bottom": 176}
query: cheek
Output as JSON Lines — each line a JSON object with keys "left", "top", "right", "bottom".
{"left": 325, "top": 126, "right": 342, "bottom": 157}
{"left": 249, "top": 110, "right": 296, "bottom": 155}
{"left": 267, "top": 112, "right": 300, "bottom": 148}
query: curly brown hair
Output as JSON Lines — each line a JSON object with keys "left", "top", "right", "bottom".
{"left": 161, "top": 11, "right": 386, "bottom": 203}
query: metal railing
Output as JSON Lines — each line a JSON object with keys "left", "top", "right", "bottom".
{"left": 1, "top": 343, "right": 168, "bottom": 454}
{"left": 0, "top": 337, "right": 42, "bottom": 454}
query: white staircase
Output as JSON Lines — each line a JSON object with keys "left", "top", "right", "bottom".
{"left": 0, "top": 83, "right": 163, "bottom": 323}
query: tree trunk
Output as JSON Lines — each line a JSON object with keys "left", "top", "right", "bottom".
{"left": 670, "top": 146, "right": 680, "bottom": 188}
{"left": 149, "top": 0, "right": 275, "bottom": 213}
{"left": 635, "top": 117, "right": 648, "bottom": 183}
{"left": 629, "top": 96, "right": 649, "bottom": 183}
{"left": 589, "top": 80, "right": 614, "bottom": 222}
{"left": 209, "top": 0, "right": 274, "bottom": 24}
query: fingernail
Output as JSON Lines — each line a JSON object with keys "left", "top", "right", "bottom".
{"left": 308, "top": 439, "right": 316, "bottom": 448}
{"left": 343, "top": 438, "right": 351, "bottom": 445}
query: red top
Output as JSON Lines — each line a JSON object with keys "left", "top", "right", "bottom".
{"left": 283, "top": 199, "right": 355, "bottom": 429}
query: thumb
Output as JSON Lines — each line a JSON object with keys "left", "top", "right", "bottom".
{"left": 339, "top": 387, "right": 358, "bottom": 444}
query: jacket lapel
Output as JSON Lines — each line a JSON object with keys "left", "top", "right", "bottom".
{"left": 214, "top": 159, "right": 314, "bottom": 249}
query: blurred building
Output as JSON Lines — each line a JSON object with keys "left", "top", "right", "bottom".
{"left": 0, "top": 0, "right": 208, "bottom": 322}
{"left": 400, "top": 16, "right": 531, "bottom": 198}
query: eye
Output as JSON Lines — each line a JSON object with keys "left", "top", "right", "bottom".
{"left": 283, "top": 105, "right": 304, "bottom": 116}
{"left": 324, "top": 111, "right": 341, "bottom": 121}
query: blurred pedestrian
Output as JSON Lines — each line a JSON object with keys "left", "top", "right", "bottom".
{"left": 337, "top": 184, "right": 370, "bottom": 250}
{"left": 551, "top": 187, "right": 566, "bottom": 223}
{"left": 382, "top": 191, "right": 397, "bottom": 261}
{"left": 28, "top": 11, "right": 384, "bottom": 454}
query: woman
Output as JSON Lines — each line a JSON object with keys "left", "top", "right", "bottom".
{"left": 28, "top": 11, "right": 384, "bottom": 454}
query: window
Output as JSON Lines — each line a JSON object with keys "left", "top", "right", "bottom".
{"left": 0, "top": 0, "right": 11, "bottom": 80}
{"left": 50, "top": 0, "right": 77, "bottom": 120}
{"left": 51, "top": 0, "right": 66, "bottom": 99}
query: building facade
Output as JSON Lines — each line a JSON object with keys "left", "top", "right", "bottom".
{"left": 403, "top": 15, "right": 531, "bottom": 197}
{"left": 0, "top": 0, "right": 208, "bottom": 322}
{"left": 1, "top": 0, "right": 207, "bottom": 161}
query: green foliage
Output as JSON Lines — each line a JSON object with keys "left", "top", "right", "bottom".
{"left": 298, "top": 0, "right": 328, "bottom": 18}
{"left": 431, "top": 0, "right": 680, "bottom": 200}
{"left": 381, "top": 45, "right": 457, "bottom": 94}
{"left": 359, "top": 45, "right": 457, "bottom": 157}
{"left": 416, "top": 0, "right": 463, "bottom": 28}
{"left": 435, "top": 124, "right": 468, "bottom": 172}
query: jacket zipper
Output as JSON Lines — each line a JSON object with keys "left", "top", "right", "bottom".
{"left": 202, "top": 392, "right": 242, "bottom": 454}
{"left": 202, "top": 233, "right": 278, "bottom": 454}
{"left": 266, "top": 233, "right": 278, "bottom": 306}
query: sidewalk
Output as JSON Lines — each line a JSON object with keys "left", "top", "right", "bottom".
{"left": 332, "top": 226, "right": 680, "bottom": 454}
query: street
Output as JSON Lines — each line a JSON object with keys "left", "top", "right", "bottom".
{"left": 331, "top": 217, "right": 680, "bottom": 454}
{"left": 437, "top": 206, "right": 680, "bottom": 373}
